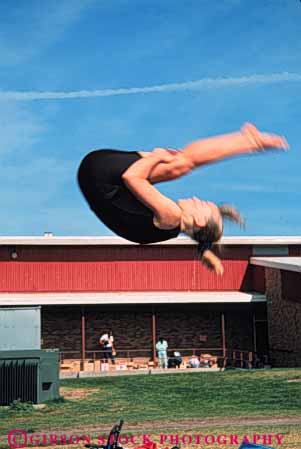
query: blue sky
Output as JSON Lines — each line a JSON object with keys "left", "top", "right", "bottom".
{"left": 0, "top": 0, "right": 300, "bottom": 236}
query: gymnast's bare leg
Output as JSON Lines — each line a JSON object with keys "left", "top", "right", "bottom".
{"left": 139, "top": 123, "right": 288, "bottom": 184}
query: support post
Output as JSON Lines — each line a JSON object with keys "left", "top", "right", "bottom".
{"left": 81, "top": 307, "right": 86, "bottom": 370}
{"left": 221, "top": 312, "right": 226, "bottom": 367}
{"left": 253, "top": 312, "right": 257, "bottom": 353}
{"left": 152, "top": 308, "right": 157, "bottom": 362}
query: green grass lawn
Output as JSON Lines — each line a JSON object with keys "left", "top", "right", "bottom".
{"left": 0, "top": 369, "right": 300, "bottom": 445}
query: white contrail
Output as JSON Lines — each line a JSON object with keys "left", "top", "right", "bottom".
{"left": 1, "top": 72, "right": 301, "bottom": 101}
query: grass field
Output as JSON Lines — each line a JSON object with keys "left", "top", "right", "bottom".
{"left": 0, "top": 369, "right": 300, "bottom": 448}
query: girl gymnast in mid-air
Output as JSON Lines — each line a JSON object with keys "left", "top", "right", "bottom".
{"left": 77, "top": 123, "right": 288, "bottom": 275}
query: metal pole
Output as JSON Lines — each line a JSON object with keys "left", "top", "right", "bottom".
{"left": 152, "top": 308, "right": 157, "bottom": 362}
{"left": 221, "top": 312, "right": 226, "bottom": 366}
{"left": 253, "top": 312, "right": 257, "bottom": 353}
{"left": 81, "top": 307, "right": 86, "bottom": 369}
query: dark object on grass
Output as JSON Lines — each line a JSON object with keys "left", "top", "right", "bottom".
{"left": 85, "top": 420, "right": 180, "bottom": 449}
{"left": 239, "top": 443, "right": 275, "bottom": 449}
{"left": 85, "top": 420, "right": 124, "bottom": 449}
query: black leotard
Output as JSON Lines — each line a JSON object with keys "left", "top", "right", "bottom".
{"left": 77, "top": 149, "right": 181, "bottom": 244}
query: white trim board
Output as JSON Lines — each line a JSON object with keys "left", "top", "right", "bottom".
{"left": 0, "top": 236, "right": 301, "bottom": 246}
{"left": 251, "top": 257, "right": 301, "bottom": 273}
{"left": 0, "top": 291, "right": 266, "bottom": 306}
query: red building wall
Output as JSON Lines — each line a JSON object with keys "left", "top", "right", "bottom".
{"left": 0, "top": 245, "right": 253, "bottom": 292}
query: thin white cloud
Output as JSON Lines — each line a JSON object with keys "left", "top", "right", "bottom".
{"left": 1, "top": 72, "right": 301, "bottom": 101}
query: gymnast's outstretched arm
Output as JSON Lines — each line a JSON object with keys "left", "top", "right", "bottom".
{"left": 145, "top": 123, "right": 288, "bottom": 184}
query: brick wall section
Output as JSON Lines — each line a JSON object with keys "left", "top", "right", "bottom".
{"left": 41, "top": 306, "right": 82, "bottom": 353}
{"left": 41, "top": 304, "right": 259, "bottom": 359}
{"left": 85, "top": 306, "right": 153, "bottom": 357}
{"left": 224, "top": 309, "right": 254, "bottom": 352}
{"left": 156, "top": 308, "right": 221, "bottom": 349}
{"left": 288, "top": 246, "right": 301, "bottom": 256}
{"left": 265, "top": 268, "right": 301, "bottom": 367}
{"left": 281, "top": 270, "right": 301, "bottom": 304}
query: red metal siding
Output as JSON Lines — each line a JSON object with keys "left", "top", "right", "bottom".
{"left": 0, "top": 245, "right": 253, "bottom": 292}
{"left": 0, "top": 259, "right": 251, "bottom": 292}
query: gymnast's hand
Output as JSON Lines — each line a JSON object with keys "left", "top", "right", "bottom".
{"left": 151, "top": 147, "right": 177, "bottom": 163}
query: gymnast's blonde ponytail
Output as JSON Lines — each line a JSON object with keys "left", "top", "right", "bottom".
{"left": 201, "top": 249, "right": 224, "bottom": 276}
{"left": 218, "top": 204, "right": 245, "bottom": 228}
{"left": 192, "top": 203, "right": 245, "bottom": 276}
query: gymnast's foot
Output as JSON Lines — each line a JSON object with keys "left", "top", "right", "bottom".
{"left": 241, "top": 123, "right": 289, "bottom": 152}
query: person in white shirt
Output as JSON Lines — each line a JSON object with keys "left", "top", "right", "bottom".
{"left": 99, "top": 330, "right": 115, "bottom": 364}
{"left": 156, "top": 337, "right": 168, "bottom": 369}
{"left": 189, "top": 355, "right": 200, "bottom": 368}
